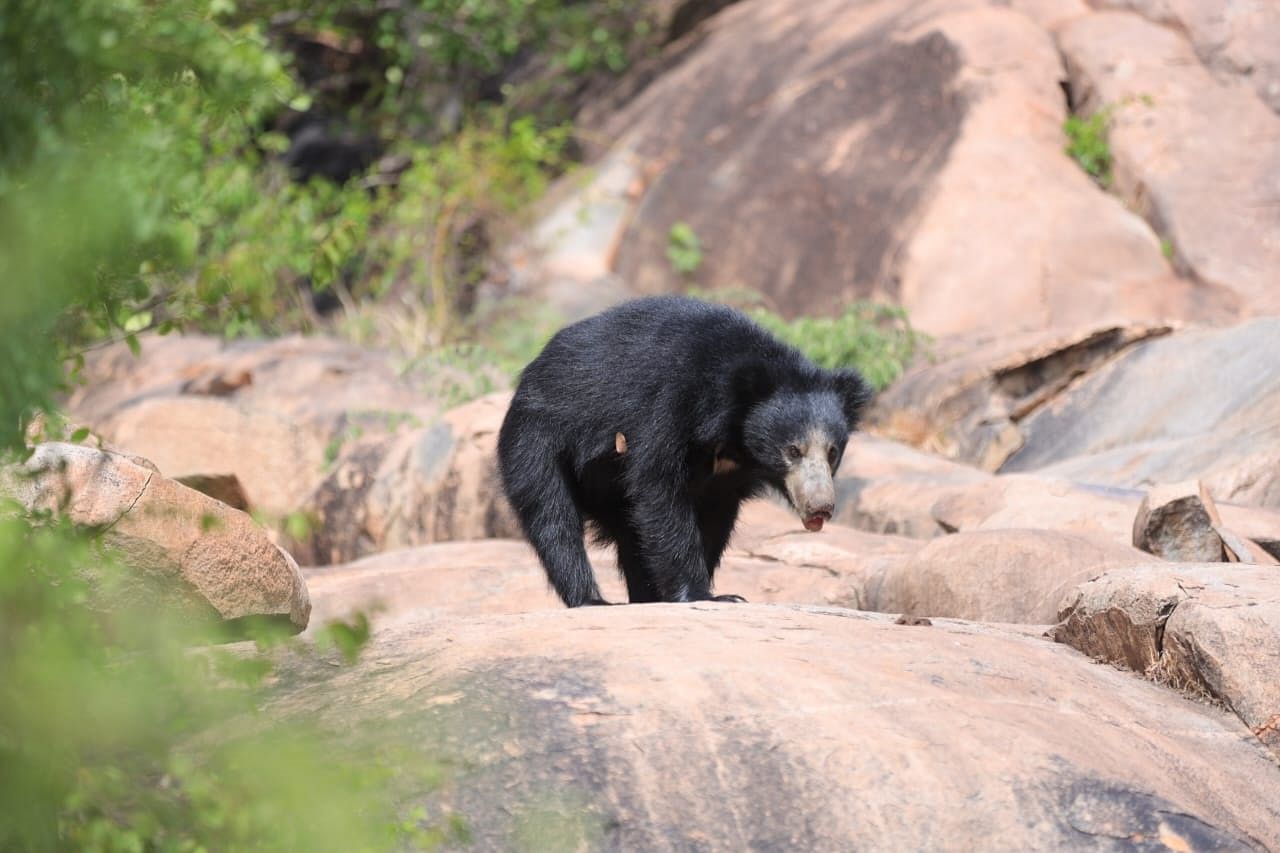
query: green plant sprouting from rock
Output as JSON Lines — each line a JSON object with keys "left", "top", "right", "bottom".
{"left": 1064, "top": 106, "right": 1114, "bottom": 186}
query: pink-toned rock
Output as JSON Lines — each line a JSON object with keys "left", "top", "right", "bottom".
{"left": 870, "top": 323, "right": 1171, "bottom": 470}
{"left": 2, "top": 443, "right": 310, "bottom": 633}
{"left": 929, "top": 472, "right": 1280, "bottom": 558}
{"left": 1055, "top": 563, "right": 1280, "bottom": 758}
{"left": 892, "top": 7, "right": 1217, "bottom": 337}
{"left": 930, "top": 474, "right": 1139, "bottom": 544}
{"left": 834, "top": 434, "right": 989, "bottom": 537}
{"left": 307, "top": 505, "right": 919, "bottom": 626}
{"left": 515, "top": 0, "right": 1210, "bottom": 338}
{"left": 298, "top": 393, "right": 518, "bottom": 565}
{"left": 1094, "top": 0, "right": 1280, "bottom": 114}
{"left": 266, "top": 604, "right": 1280, "bottom": 848}
{"left": 304, "top": 540, "right": 569, "bottom": 630}
{"left": 66, "top": 335, "right": 436, "bottom": 520}
{"left": 1059, "top": 11, "right": 1280, "bottom": 316}
{"left": 868, "top": 528, "right": 1155, "bottom": 624}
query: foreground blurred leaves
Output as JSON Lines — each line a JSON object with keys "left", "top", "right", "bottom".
{"left": 0, "top": 510, "right": 439, "bottom": 851}
{"left": 0, "top": 2, "right": 459, "bottom": 847}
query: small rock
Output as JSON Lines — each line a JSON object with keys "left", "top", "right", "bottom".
{"left": 175, "top": 473, "right": 251, "bottom": 511}
{"left": 1132, "top": 481, "right": 1225, "bottom": 562}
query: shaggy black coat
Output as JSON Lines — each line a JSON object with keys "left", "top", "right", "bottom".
{"left": 497, "top": 295, "right": 871, "bottom": 606}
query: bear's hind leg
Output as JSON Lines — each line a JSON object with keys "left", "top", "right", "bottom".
{"left": 499, "top": 422, "right": 607, "bottom": 607}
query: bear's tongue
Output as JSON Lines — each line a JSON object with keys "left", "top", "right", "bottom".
{"left": 803, "top": 514, "right": 826, "bottom": 532}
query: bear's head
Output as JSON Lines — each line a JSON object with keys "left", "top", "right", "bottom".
{"left": 739, "top": 367, "right": 872, "bottom": 532}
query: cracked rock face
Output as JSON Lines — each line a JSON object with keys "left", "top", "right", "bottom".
{"left": 1054, "top": 564, "right": 1280, "bottom": 759}
{"left": 1003, "top": 318, "right": 1280, "bottom": 509}
{"left": 870, "top": 322, "right": 1172, "bottom": 471}
{"left": 1, "top": 443, "right": 310, "bottom": 635}
{"left": 264, "top": 604, "right": 1280, "bottom": 849}
{"left": 1059, "top": 9, "right": 1280, "bottom": 317}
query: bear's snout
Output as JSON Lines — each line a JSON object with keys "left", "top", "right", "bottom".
{"left": 785, "top": 451, "right": 836, "bottom": 533}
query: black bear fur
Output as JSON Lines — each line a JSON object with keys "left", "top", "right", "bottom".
{"left": 497, "top": 295, "right": 872, "bottom": 606}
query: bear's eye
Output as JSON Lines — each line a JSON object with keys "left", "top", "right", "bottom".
{"left": 827, "top": 447, "right": 839, "bottom": 467}
{"left": 785, "top": 445, "right": 803, "bottom": 462}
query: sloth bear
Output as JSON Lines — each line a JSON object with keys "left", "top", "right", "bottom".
{"left": 497, "top": 295, "right": 872, "bottom": 607}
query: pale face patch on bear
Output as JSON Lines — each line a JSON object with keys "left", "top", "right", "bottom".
{"left": 782, "top": 427, "right": 837, "bottom": 531}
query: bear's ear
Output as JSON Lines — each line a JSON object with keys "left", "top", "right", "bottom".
{"left": 731, "top": 362, "right": 777, "bottom": 407}
{"left": 832, "top": 369, "right": 873, "bottom": 426}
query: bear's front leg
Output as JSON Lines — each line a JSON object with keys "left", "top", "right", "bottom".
{"left": 628, "top": 482, "right": 747, "bottom": 604}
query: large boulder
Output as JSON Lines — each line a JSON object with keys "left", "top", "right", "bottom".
{"left": 930, "top": 475, "right": 1140, "bottom": 543}
{"left": 297, "top": 393, "right": 518, "bottom": 565}
{"left": 1003, "top": 318, "right": 1280, "bottom": 508}
{"left": 2, "top": 443, "right": 310, "bottom": 633}
{"left": 266, "top": 604, "right": 1280, "bottom": 848}
{"left": 870, "top": 322, "right": 1172, "bottom": 470}
{"left": 65, "top": 335, "right": 436, "bottom": 520}
{"left": 880, "top": 318, "right": 1280, "bottom": 510}
{"left": 868, "top": 528, "right": 1157, "bottom": 624}
{"left": 1059, "top": 11, "right": 1280, "bottom": 316}
{"left": 1055, "top": 563, "right": 1280, "bottom": 759}
{"left": 509, "top": 0, "right": 1217, "bottom": 336}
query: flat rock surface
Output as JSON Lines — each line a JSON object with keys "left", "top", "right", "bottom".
{"left": 305, "top": 502, "right": 920, "bottom": 627}
{"left": 834, "top": 433, "right": 989, "bottom": 537}
{"left": 65, "top": 334, "right": 435, "bottom": 520}
{"left": 266, "top": 604, "right": 1280, "bottom": 850}
{"left": 1094, "top": 0, "right": 1280, "bottom": 114}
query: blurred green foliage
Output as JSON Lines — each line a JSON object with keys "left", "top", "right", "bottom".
{"left": 689, "top": 290, "right": 927, "bottom": 390}
{"left": 0, "top": 0, "right": 639, "bottom": 846}
{"left": 0, "top": 0, "right": 649, "bottom": 449}
{"left": 750, "top": 303, "right": 926, "bottom": 390}
{"left": 666, "top": 222, "right": 704, "bottom": 276}
{"left": 0, "top": 509, "right": 442, "bottom": 851}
